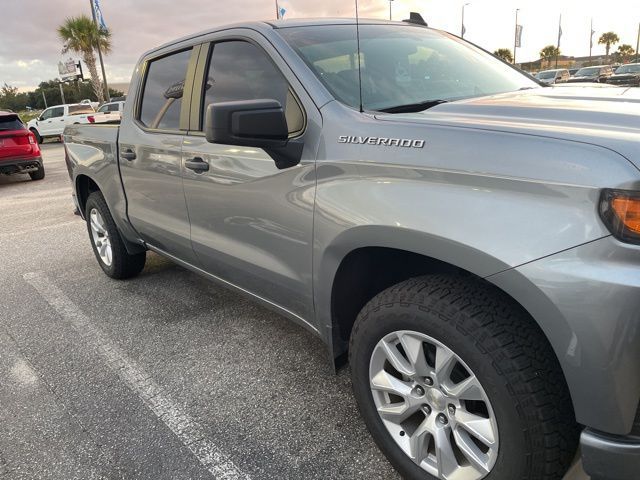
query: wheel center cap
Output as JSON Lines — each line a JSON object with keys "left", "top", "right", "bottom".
{"left": 426, "top": 388, "right": 446, "bottom": 410}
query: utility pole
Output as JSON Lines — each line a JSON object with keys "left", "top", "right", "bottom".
{"left": 88, "top": 0, "right": 109, "bottom": 101}
{"left": 388, "top": 0, "right": 393, "bottom": 21}
{"left": 461, "top": 3, "right": 470, "bottom": 38}
{"left": 58, "top": 82, "right": 66, "bottom": 104}
{"left": 513, "top": 8, "right": 520, "bottom": 65}
{"left": 41, "top": 91, "right": 48, "bottom": 108}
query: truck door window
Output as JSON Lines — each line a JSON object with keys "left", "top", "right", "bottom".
{"left": 202, "top": 41, "right": 304, "bottom": 135}
{"left": 139, "top": 48, "right": 192, "bottom": 130}
{"left": 51, "top": 107, "right": 65, "bottom": 118}
{"left": 40, "top": 109, "right": 53, "bottom": 120}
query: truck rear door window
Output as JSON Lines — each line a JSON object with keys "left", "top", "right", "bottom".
{"left": 139, "top": 48, "right": 192, "bottom": 130}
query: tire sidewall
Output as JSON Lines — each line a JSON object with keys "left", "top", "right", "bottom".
{"left": 351, "top": 302, "right": 533, "bottom": 480}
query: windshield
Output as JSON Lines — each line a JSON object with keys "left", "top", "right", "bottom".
{"left": 279, "top": 24, "right": 537, "bottom": 111}
{"left": 615, "top": 64, "right": 640, "bottom": 74}
{"left": 576, "top": 67, "right": 599, "bottom": 76}
{"left": 536, "top": 71, "right": 557, "bottom": 79}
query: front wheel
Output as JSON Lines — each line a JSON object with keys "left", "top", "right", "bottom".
{"left": 349, "top": 275, "right": 578, "bottom": 480}
{"left": 29, "top": 128, "right": 42, "bottom": 144}
{"left": 85, "top": 191, "right": 146, "bottom": 279}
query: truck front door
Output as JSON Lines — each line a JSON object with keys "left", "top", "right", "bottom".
{"left": 118, "top": 46, "right": 198, "bottom": 264}
{"left": 181, "top": 38, "right": 319, "bottom": 322}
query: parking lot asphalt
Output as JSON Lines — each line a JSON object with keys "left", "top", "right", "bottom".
{"left": 0, "top": 143, "right": 588, "bottom": 480}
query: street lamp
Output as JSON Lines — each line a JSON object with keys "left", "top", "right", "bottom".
{"left": 461, "top": 3, "right": 470, "bottom": 38}
{"left": 388, "top": 0, "right": 393, "bottom": 21}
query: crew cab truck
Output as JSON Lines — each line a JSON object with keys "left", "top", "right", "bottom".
{"left": 63, "top": 18, "right": 640, "bottom": 480}
{"left": 27, "top": 103, "right": 95, "bottom": 143}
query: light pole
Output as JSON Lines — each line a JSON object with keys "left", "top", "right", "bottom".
{"left": 513, "top": 8, "right": 520, "bottom": 65}
{"left": 461, "top": 3, "right": 470, "bottom": 38}
{"left": 388, "top": 0, "right": 393, "bottom": 21}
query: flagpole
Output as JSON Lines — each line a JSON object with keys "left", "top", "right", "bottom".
{"left": 513, "top": 8, "right": 519, "bottom": 65}
{"left": 89, "top": 0, "right": 109, "bottom": 102}
{"left": 275, "top": 0, "right": 279, "bottom": 19}
{"left": 636, "top": 22, "right": 639, "bottom": 64}
{"left": 555, "top": 14, "right": 561, "bottom": 68}
{"left": 589, "top": 18, "right": 593, "bottom": 65}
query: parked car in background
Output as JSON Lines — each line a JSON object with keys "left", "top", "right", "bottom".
{"left": 63, "top": 18, "right": 640, "bottom": 480}
{"left": 535, "top": 68, "right": 570, "bottom": 84}
{"left": 27, "top": 103, "right": 95, "bottom": 143}
{"left": 608, "top": 63, "right": 640, "bottom": 87}
{"left": 569, "top": 68, "right": 579, "bottom": 76}
{"left": 0, "top": 111, "right": 44, "bottom": 180}
{"left": 92, "top": 101, "right": 125, "bottom": 123}
{"left": 567, "top": 65, "right": 614, "bottom": 83}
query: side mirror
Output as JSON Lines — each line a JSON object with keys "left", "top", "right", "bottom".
{"left": 205, "top": 99, "right": 302, "bottom": 169}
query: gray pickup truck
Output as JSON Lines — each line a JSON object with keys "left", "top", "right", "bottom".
{"left": 63, "top": 17, "right": 640, "bottom": 480}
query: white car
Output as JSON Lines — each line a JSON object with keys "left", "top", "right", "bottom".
{"left": 92, "top": 101, "right": 125, "bottom": 123}
{"left": 27, "top": 103, "right": 95, "bottom": 143}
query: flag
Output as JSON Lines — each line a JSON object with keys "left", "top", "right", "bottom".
{"left": 93, "top": 0, "right": 107, "bottom": 29}
{"left": 279, "top": 6, "right": 286, "bottom": 19}
{"left": 461, "top": 24, "right": 466, "bottom": 37}
{"left": 590, "top": 24, "right": 596, "bottom": 48}
{"left": 515, "top": 24, "right": 523, "bottom": 48}
{"left": 557, "top": 15, "right": 562, "bottom": 46}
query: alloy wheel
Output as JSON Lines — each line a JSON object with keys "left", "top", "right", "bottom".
{"left": 89, "top": 208, "right": 112, "bottom": 267}
{"left": 369, "top": 330, "right": 499, "bottom": 480}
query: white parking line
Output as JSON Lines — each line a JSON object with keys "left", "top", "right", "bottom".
{"left": 23, "top": 271, "right": 251, "bottom": 480}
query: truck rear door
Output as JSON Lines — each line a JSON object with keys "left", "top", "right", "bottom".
{"left": 118, "top": 46, "right": 198, "bottom": 264}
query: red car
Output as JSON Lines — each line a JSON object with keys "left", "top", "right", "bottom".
{"left": 0, "top": 111, "right": 45, "bottom": 181}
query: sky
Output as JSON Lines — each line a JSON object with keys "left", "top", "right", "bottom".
{"left": 1, "top": 0, "right": 639, "bottom": 91}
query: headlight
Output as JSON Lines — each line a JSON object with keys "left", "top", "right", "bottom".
{"left": 599, "top": 189, "right": 640, "bottom": 244}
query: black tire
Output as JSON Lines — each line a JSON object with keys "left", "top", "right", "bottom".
{"left": 349, "top": 274, "right": 578, "bottom": 480}
{"left": 85, "top": 191, "right": 146, "bottom": 279}
{"left": 29, "top": 128, "right": 42, "bottom": 144}
{"left": 29, "top": 165, "right": 45, "bottom": 181}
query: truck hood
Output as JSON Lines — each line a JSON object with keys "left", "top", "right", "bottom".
{"left": 376, "top": 86, "right": 640, "bottom": 169}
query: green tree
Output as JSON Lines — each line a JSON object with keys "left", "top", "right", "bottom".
{"left": 493, "top": 48, "right": 514, "bottom": 63}
{"left": 598, "top": 32, "right": 620, "bottom": 62}
{"left": 58, "top": 15, "right": 111, "bottom": 102}
{"left": 539, "top": 45, "right": 560, "bottom": 69}
{"left": 614, "top": 44, "right": 635, "bottom": 64}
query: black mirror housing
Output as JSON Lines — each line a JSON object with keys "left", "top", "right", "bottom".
{"left": 204, "top": 99, "right": 303, "bottom": 169}
{"left": 205, "top": 99, "right": 288, "bottom": 147}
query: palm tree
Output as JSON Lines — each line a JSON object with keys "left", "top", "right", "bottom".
{"left": 598, "top": 32, "right": 620, "bottom": 63}
{"left": 539, "top": 45, "right": 560, "bottom": 69}
{"left": 615, "top": 44, "right": 635, "bottom": 64}
{"left": 493, "top": 48, "right": 514, "bottom": 63}
{"left": 58, "top": 15, "right": 111, "bottom": 102}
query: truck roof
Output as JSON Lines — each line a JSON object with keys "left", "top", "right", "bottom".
{"left": 148, "top": 18, "right": 426, "bottom": 57}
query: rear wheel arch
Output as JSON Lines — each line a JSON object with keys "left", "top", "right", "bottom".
{"left": 76, "top": 174, "right": 101, "bottom": 216}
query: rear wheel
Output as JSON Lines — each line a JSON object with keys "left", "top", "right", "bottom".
{"left": 349, "top": 274, "right": 578, "bottom": 480}
{"left": 29, "top": 165, "right": 45, "bottom": 181}
{"left": 85, "top": 191, "right": 146, "bottom": 279}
